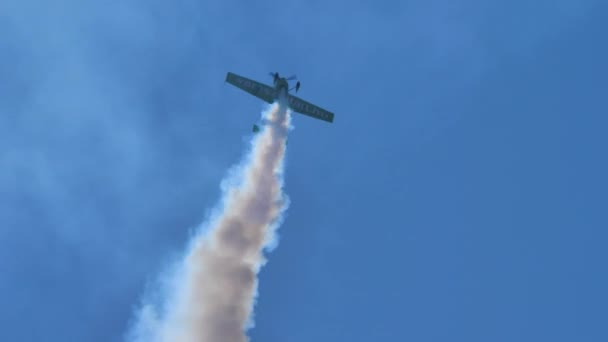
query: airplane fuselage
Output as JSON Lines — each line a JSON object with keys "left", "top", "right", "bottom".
{"left": 273, "top": 78, "right": 290, "bottom": 97}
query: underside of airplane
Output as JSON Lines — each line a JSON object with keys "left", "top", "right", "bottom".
{"left": 225, "top": 72, "right": 335, "bottom": 123}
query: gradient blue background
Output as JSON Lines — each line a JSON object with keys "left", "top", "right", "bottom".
{"left": 1, "top": 0, "right": 606, "bottom": 341}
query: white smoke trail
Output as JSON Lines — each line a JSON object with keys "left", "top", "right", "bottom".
{"left": 128, "top": 100, "right": 291, "bottom": 342}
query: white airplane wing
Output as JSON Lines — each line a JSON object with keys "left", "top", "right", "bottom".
{"left": 226, "top": 72, "right": 276, "bottom": 103}
{"left": 288, "top": 94, "right": 334, "bottom": 123}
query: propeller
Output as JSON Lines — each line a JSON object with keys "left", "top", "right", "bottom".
{"left": 268, "top": 72, "right": 297, "bottom": 81}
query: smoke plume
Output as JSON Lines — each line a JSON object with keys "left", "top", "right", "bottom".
{"left": 128, "top": 100, "right": 291, "bottom": 342}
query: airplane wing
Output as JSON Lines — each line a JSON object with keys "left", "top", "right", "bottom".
{"left": 287, "top": 95, "right": 334, "bottom": 123}
{"left": 226, "top": 72, "right": 276, "bottom": 104}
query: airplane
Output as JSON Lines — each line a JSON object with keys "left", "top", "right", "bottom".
{"left": 225, "top": 71, "right": 335, "bottom": 124}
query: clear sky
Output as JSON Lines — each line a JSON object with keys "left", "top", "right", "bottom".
{"left": 1, "top": 0, "right": 607, "bottom": 341}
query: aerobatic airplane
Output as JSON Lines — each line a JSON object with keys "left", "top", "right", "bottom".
{"left": 225, "top": 72, "right": 335, "bottom": 124}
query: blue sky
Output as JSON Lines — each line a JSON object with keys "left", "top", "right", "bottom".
{"left": 1, "top": 0, "right": 607, "bottom": 341}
